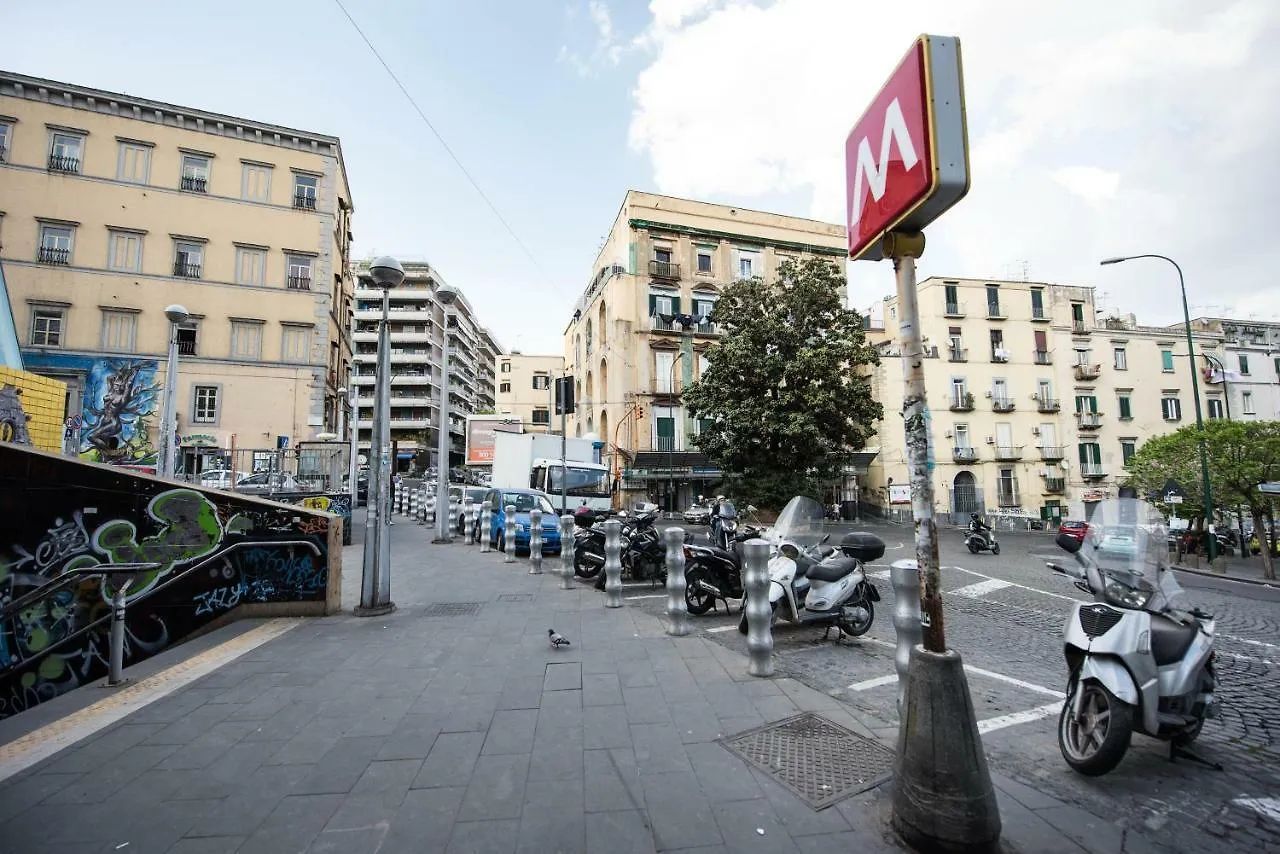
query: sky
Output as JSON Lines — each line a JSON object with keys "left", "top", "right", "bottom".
{"left": 6, "top": 0, "right": 1280, "bottom": 355}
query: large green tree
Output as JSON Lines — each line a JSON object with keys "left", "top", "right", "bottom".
{"left": 682, "top": 257, "right": 882, "bottom": 509}
{"left": 1125, "top": 419, "right": 1280, "bottom": 579}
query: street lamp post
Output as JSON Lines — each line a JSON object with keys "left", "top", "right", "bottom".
{"left": 1101, "top": 255, "right": 1217, "bottom": 561}
{"left": 433, "top": 282, "right": 459, "bottom": 544}
{"left": 157, "top": 304, "right": 189, "bottom": 479}
{"left": 357, "top": 256, "right": 404, "bottom": 617}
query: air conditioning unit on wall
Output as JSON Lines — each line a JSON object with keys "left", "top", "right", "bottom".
{"left": 986, "top": 436, "right": 995, "bottom": 444}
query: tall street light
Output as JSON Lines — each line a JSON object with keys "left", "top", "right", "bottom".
{"left": 157, "top": 304, "right": 189, "bottom": 479}
{"left": 1100, "top": 254, "right": 1217, "bottom": 561}
{"left": 433, "top": 282, "right": 459, "bottom": 544}
{"left": 357, "top": 256, "right": 404, "bottom": 617}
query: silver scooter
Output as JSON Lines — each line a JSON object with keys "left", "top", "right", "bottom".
{"left": 1047, "top": 497, "right": 1219, "bottom": 777}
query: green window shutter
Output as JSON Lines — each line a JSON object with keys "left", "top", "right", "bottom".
{"left": 1161, "top": 350, "right": 1174, "bottom": 371}
{"left": 1089, "top": 396, "right": 1098, "bottom": 412}
{"left": 1119, "top": 396, "right": 1132, "bottom": 418}
{"left": 628, "top": 242, "right": 636, "bottom": 275}
{"left": 1078, "top": 444, "right": 1089, "bottom": 465}
{"left": 656, "top": 417, "right": 675, "bottom": 438}
{"left": 648, "top": 294, "right": 658, "bottom": 316}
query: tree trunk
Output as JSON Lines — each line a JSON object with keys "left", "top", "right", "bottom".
{"left": 1253, "top": 508, "right": 1275, "bottom": 581}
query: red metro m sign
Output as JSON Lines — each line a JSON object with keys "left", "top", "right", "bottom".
{"left": 845, "top": 35, "right": 970, "bottom": 262}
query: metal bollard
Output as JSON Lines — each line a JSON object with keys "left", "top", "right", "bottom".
{"left": 397, "top": 485, "right": 406, "bottom": 515}
{"left": 504, "top": 504, "right": 517, "bottom": 564}
{"left": 560, "top": 514, "right": 576, "bottom": 589}
{"left": 108, "top": 580, "right": 132, "bottom": 686}
{"left": 890, "top": 559, "right": 923, "bottom": 714}
{"left": 465, "top": 501, "right": 477, "bottom": 546}
{"left": 480, "top": 500, "right": 492, "bottom": 553}
{"left": 603, "top": 519, "right": 623, "bottom": 608}
{"left": 529, "top": 509, "right": 544, "bottom": 574}
{"left": 664, "top": 527, "right": 690, "bottom": 636}
{"left": 417, "top": 488, "right": 427, "bottom": 525}
{"left": 742, "top": 540, "right": 774, "bottom": 677}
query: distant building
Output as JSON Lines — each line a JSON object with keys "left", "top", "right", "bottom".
{"left": 1185, "top": 317, "right": 1280, "bottom": 422}
{"left": 495, "top": 353, "right": 565, "bottom": 433}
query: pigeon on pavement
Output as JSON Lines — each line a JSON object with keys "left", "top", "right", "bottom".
{"left": 548, "top": 629, "right": 571, "bottom": 648}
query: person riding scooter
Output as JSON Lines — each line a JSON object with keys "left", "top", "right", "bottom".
{"left": 968, "top": 513, "right": 993, "bottom": 548}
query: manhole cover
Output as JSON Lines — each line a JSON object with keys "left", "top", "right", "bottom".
{"left": 496, "top": 593, "right": 534, "bottom": 602}
{"left": 720, "top": 712, "right": 894, "bottom": 809}
{"left": 422, "top": 602, "right": 483, "bottom": 617}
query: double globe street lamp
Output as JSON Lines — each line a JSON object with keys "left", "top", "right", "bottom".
{"left": 157, "top": 303, "right": 190, "bottom": 479}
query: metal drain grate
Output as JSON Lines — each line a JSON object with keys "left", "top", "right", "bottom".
{"left": 720, "top": 712, "right": 894, "bottom": 809}
{"left": 496, "top": 593, "right": 534, "bottom": 602}
{"left": 422, "top": 602, "right": 483, "bottom": 618}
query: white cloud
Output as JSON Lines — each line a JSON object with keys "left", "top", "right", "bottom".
{"left": 559, "top": 1, "right": 627, "bottom": 77}
{"left": 627, "top": 0, "right": 1280, "bottom": 326}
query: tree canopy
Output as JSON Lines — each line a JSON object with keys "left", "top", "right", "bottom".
{"left": 682, "top": 257, "right": 882, "bottom": 509}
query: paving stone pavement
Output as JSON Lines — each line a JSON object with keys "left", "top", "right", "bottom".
{"left": 0, "top": 512, "right": 1162, "bottom": 853}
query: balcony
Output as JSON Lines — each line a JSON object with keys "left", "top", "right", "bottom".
{"left": 953, "top": 446, "right": 977, "bottom": 463}
{"left": 1039, "top": 445, "right": 1065, "bottom": 461}
{"left": 287, "top": 275, "right": 312, "bottom": 291}
{"left": 1036, "top": 397, "right": 1060, "bottom": 413}
{"left": 991, "top": 349, "right": 1010, "bottom": 363}
{"left": 1073, "top": 319, "right": 1089, "bottom": 334}
{"left": 1031, "top": 306, "right": 1050, "bottom": 322}
{"left": 949, "top": 393, "right": 975, "bottom": 412}
{"left": 1034, "top": 350, "right": 1052, "bottom": 365}
{"left": 986, "top": 305, "right": 1006, "bottom": 320}
{"left": 993, "top": 445, "right": 1023, "bottom": 461}
{"left": 180, "top": 175, "right": 208, "bottom": 193}
{"left": 1080, "top": 463, "right": 1106, "bottom": 479}
{"left": 996, "top": 486, "right": 1021, "bottom": 507}
{"left": 649, "top": 260, "right": 680, "bottom": 280}
{"left": 1074, "top": 363, "right": 1102, "bottom": 381}
{"left": 37, "top": 246, "right": 70, "bottom": 265}
{"left": 992, "top": 397, "right": 1015, "bottom": 413}
{"left": 48, "top": 154, "right": 80, "bottom": 173}
{"left": 654, "top": 436, "right": 677, "bottom": 452}
{"left": 695, "top": 322, "right": 717, "bottom": 335}
{"left": 944, "top": 301, "right": 964, "bottom": 318}
{"left": 1043, "top": 477, "right": 1066, "bottom": 493}
{"left": 294, "top": 193, "right": 318, "bottom": 210}
{"left": 177, "top": 341, "right": 197, "bottom": 356}
{"left": 650, "top": 314, "right": 676, "bottom": 332}
{"left": 1076, "top": 412, "right": 1103, "bottom": 429}
{"left": 173, "top": 260, "right": 202, "bottom": 279}
{"left": 948, "top": 347, "right": 968, "bottom": 363}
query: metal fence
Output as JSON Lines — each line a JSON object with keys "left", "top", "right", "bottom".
{"left": 185, "top": 442, "right": 352, "bottom": 494}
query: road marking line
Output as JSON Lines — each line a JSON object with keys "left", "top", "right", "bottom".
{"left": 1227, "top": 636, "right": 1280, "bottom": 652}
{"left": 624, "top": 594, "right": 666, "bottom": 601}
{"left": 962, "top": 664, "right": 1066, "bottom": 698}
{"left": 945, "top": 565, "right": 1083, "bottom": 603}
{"left": 1232, "top": 797, "right": 1280, "bottom": 823}
{"left": 949, "top": 579, "right": 1013, "bottom": 598}
{"left": 846, "top": 674, "right": 898, "bottom": 691}
{"left": 0, "top": 618, "right": 301, "bottom": 783}
{"left": 977, "top": 702, "right": 1062, "bottom": 734}
{"left": 705, "top": 625, "right": 738, "bottom": 633}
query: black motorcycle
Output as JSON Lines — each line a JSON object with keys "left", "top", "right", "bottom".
{"left": 710, "top": 500, "right": 739, "bottom": 550}
{"left": 593, "top": 509, "right": 667, "bottom": 589}
{"left": 682, "top": 524, "right": 765, "bottom": 614}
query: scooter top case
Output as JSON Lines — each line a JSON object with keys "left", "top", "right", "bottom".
{"left": 838, "top": 532, "right": 885, "bottom": 562}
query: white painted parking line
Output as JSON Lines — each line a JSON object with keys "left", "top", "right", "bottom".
{"left": 977, "top": 702, "right": 1061, "bottom": 734}
{"left": 705, "top": 625, "right": 738, "bottom": 633}
{"left": 944, "top": 565, "right": 1082, "bottom": 603}
{"left": 962, "top": 664, "right": 1065, "bottom": 698}
{"left": 846, "top": 674, "right": 898, "bottom": 691}
{"left": 1232, "top": 797, "right": 1280, "bottom": 823}
{"left": 624, "top": 594, "right": 666, "bottom": 601}
{"left": 949, "top": 579, "right": 1013, "bottom": 598}
{"left": 1229, "top": 636, "right": 1280, "bottom": 652}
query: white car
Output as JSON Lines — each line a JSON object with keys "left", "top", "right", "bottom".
{"left": 198, "top": 469, "right": 250, "bottom": 490}
{"left": 234, "top": 472, "right": 302, "bottom": 495}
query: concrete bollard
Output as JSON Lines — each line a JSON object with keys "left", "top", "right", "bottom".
{"left": 742, "top": 540, "right": 774, "bottom": 677}
{"left": 560, "top": 514, "right": 576, "bottom": 590}
{"left": 664, "top": 527, "right": 690, "bottom": 636}
{"left": 890, "top": 559, "right": 923, "bottom": 715}
{"left": 603, "top": 519, "right": 623, "bottom": 608}
{"left": 529, "top": 509, "right": 544, "bottom": 574}
{"left": 480, "top": 500, "right": 492, "bottom": 553}
{"left": 503, "top": 504, "right": 517, "bottom": 564}
{"left": 397, "top": 484, "right": 406, "bottom": 515}
{"left": 465, "top": 501, "right": 477, "bottom": 546}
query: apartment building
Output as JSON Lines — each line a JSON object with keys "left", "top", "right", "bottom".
{"left": 495, "top": 353, "right": 565, "bottom": 432}
{"left": 865, "top": 277, "right": 1218, "bottom": 522}
{"left": 563, "top": 190, "right": 847, "bottom": 510}
{"left": 0, "top": 71, "right": 354, "bottom": 473}
{"left": 352, "top": 260, "right": 501, "bottom": 471}
{"left": 1186, "top": 317, "right": 1280, "bottom": 421}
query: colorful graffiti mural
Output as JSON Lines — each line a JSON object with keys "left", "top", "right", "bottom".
{"left": 1, "top": 444, "right": 333, "bottom": 720}
{"left": 79, "top": 359, "right": 160, "bottom": 464}
{"left": 281, "top": 492, "right": 353, "bottom": 545}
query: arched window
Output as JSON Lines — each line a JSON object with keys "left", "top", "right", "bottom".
{"left": 598, "top": 302, "right": 607, "bottom": 350}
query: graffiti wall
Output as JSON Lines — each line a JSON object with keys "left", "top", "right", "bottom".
{"left": 0, "top": 367, "right": 66, "bottom": 453}
{"left": 274, "top": 492, "right": 353, "bottom": 546}
{"left": 0, "top": 443, "right": 339, "bottom": 720}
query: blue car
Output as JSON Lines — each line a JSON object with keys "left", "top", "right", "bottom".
{"left": 484, "top": 488, "right": 563, "bottom": 556}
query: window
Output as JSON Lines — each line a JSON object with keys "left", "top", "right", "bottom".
{"left": 694, "top": 298, "right": 715, "bottom": 327}
{"left": 193, "top": 386, "right": 219, "bottom": 424}
{"left": 107, "top": 229, "right": 143, "bottom": 272}
{"left": 1113, "top": 347, "right": 1127, "bottom": 370}
{"left": 30, "top": 307, "right": 64, "bottom": 347}
{"left": 293, "top": 173, "right": 318, "bottom": 209}
{"left": 1207, "top": 398, "right": 1224, "bottom": 419}
{"left": 989, "top": 329, "right": 1005, "bottom": 361}
{"left": 281, "top": 325, "right": 309, "bottom": 362}
{"left": 100, "top": 310, "right": 137, "bottom": 353}
{"left": 1239, "top": 354, "right": 1250, "bottom": 375}
{"left": 1274, "top": 356, "right": 1280, "bottom": 378}
{"left": 1075, "top": 395, "right": 1098, "bottom": 414}
{"left": 1120, "top": 439, "right": 1137, "bottom": 467}
{"left": 1030, "top": 288, "right": 1045, "bottom": 319}
{"left": 180, "top": 153, "right": 211, "bottom": 193}
{"left": 954, "top": 424, "right": 970, "bottom": 448}
{"left": 48, "top": 132, "right": 83, "bottom": 173}
{"left": 1243, "top": 391, "right": 1255, "bottom": 415}
{"left": 1117, "top": 392, "right": 1133, "bottom": 420}
{"left": 173, "top": 241, "right": 203, "bottom": 278}
{"left": 1161, "top": 349, "right": 1174, "bottom": 372}
{"left": 499, "top": 380, "right": 511, "bottom": 393}
{"left": 696, "top": 247, "right": 713, "bottom": 274}
{"left": 235, "top": 246, "right": 266, "bottom": 285}
{"left": 37, "top": 223, "right": 74, "bottom": 265}
{"left": 1161, "top": 394, "right": 1182, "bottom": 421}
{"left": 1074, "top": 348, "right": 1091, "bottom": 366}
{"left": 116, "top": 140, "right": 151, "bottom": 183}
{"left": 532, "top": 375, "right": 550, "bottom": 390}
{"left": 986, "top": 285, "right": 1001, "bottom": 317}
{"left": 176, "top": 322, "right": 198, "bottom": 356}
{"left": 944, "top": 284, "right": 960, "bottom": 314}
{"left": 992, "top": 378, "right": 1009, "bottom": 405}
{"left": 656, "top": 351, "right": 675, "bottom": 393}
{"left": 737, "top": 249, "right": 760, "bottom": 278}
{"left": 697, "top": 353, "right": 709, "bottom": 378}
{"left": 0, "top": 121, "right": 10, "bottom": 162}
{"left": 500, "top": 362, "right": 511, "bottom": 373}
{"left": 286, "top": 254, "right": 313, "bottom": 290}
{"left": 1078, "top": 442, "right": 1102, "bottom": 472}
{"left": 654, "top": 247, "right": 672, "bottom": 264}
{"left": 532, "top": 408, "right": 551, "bottom": 425}
{"left": 230, "top": 320, "right": 264, "bottom": 360}
{"left": 241, "top": 162, "right": 272, "bottom": 202}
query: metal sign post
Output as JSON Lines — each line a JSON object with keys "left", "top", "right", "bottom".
{"left": 555, "top": 376, "right": 575, "bottom": 514}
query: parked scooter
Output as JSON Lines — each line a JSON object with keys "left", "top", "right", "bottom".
{"left": 710, "top": 497, "right": 739, "bottom": 550}
{"left": 1047, "top": 497, "right": 1219, "bottom": 776}
{"left": 965, "top": 514, "right": 1000, "bottom": 555}
{"left": 682, "top": 523, "right": 767, "bottom": 614}
{"left": 737, "top": 496, "right": 883, "bottom": 639}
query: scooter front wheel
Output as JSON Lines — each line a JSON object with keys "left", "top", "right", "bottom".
{"left": 837, "top": 598, "right": 874, "bottom": 637}
{"left": 574, "top": 550, "right": 601, "bottom": 578}
{"left": 1058, "top": 680, "right": 1133, "bottom": 777}
{"left": 967, "top": 540, "right": 979, "bottom": 554}
{"left": 991, "top": 542, "right": 1000, "bottom": 556}
{"left": 684, "top": 567, "right": 717, "bottom": 615}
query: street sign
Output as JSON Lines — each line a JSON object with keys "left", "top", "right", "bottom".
{"left": 554, "top": 376, "right": 575, "bottom": 415}
{"left": 1259, "top": 482, "right": 1280, "bottom": 495}
{"left": 845, "top": 35, "right": 970, "bottom": 262}
{"left": 1167, "top": 494, "right": 1184, "bottom": 504}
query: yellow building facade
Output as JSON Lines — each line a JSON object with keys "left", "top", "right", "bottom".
{"left": 0, "top": 70, "right": 354, "bottom": 473}
{"left": 0, "top": 366, "right": 66, "bottom": 453}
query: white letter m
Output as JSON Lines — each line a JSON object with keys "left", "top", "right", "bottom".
{"left": 851, "top": 98, "right": 920, "bottom": 224}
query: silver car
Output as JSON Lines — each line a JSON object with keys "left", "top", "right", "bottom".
{"left": 234, "top": 472, "right": 301, "bottom": 495}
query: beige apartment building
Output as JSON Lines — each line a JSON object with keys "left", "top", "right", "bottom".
{"left": 865, "top": 277, "right": 1219, "bottom": 523}
{"left": 0, "top": 70, "right": 354, "bottom": 473}
{"left": 495, "top": 353, "right": 565, "bottom": 432}
{"left": 563, "top": 190, "right": 848, "bottom": 510}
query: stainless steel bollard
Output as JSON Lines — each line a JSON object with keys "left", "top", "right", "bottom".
{"left": 742, "top": 540, "right": 774, "bottom": 677}
{"left": 417, "top": 487, "right": 427, "bottom": 525}
{"left": 664, "top": 527, "right": 690, "bottom": 636}
{"left": 108, "top": 581, "right": 132, "bottom": 686}
{"left": 480, "top": 500, "right": 492, "bottom": 553}
{"left": 465, "top": 501, "right": 477, "bottom": 546}
{"left": 504, "top": 504, "right": 517, "bottom": 564}
{"left": 603, "top": 519, "right": 623, "bottom": 608}
{"left": 560, "top": 514, "right": 576, "bottom": 589}
{"left": 529, "top": 509, "right": 544, "bottom": 574}
{"left": 425, "top": 494, "right": 436, "bottom": 526}
{"left": 890, "top": 559, "right": 923, "bottom": 714}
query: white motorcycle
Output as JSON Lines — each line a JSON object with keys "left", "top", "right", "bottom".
{"left": 1047, "top": 497, "right": 1220, "bottom": 777}
{"left": 737, "top": 496, "right": 882, "bottom": 639}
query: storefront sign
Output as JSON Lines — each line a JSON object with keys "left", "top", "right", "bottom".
{"left": 181, "top": 434, "right": 218, "bottom": 447}
{"left": 889, "top": 484, "right": 912, "bottom": 505}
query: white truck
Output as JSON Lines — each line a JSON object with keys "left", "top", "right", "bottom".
{"left": 490, "top": 431, "right": 612, "bottom": 513}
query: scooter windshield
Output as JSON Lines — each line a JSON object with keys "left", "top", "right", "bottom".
{"left": 770, "top": 496, "right": 826, "bottom": 550}
{"left": 1079, "top": 497, "right": 1185, "bottom": 613}
{"left": 718, "top": 502, "right": 738, "bottom": 520}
